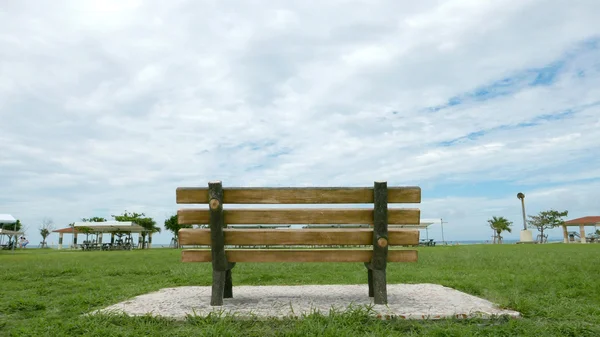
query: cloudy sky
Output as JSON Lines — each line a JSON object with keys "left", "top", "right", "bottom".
{"left": 1, "top": 0, "right": 599, "bottom": 246}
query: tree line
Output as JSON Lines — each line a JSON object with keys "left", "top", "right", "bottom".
{"left": 1, "top": 211, "right": 184, "bottom": 248}
{"left": 5, "top": 208, "right": 599, "bottom": 248}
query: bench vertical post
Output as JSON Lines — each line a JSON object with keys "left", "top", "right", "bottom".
{"left": 367, "top": 269, "right": 374, "bottom": 297}
{"left": 208, "top": 181, "right": 228, "bottom": 306}
{"left": 224, "top": 269, "right": 233, "bottom": 298}
{"left": 372, "top": 181, "right": 389, "bottom": 304}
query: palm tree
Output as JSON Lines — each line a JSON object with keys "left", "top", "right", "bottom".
{"left": 40, "top": 228, "right": 50, "bottom": 248}
{"left": 488, "top": 216, "right": 513, "bottom": 244}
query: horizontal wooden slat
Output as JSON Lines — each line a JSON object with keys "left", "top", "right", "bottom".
{"left": 179, "top": 228, "right": 419, "bottom": 246}
{"left": 176, "top": 186, "right": 421, "bottom": 204}
{"left": 181, "top": 249, "right": 418, "bottom": 263}
{"left": 177, "top": 208, "right": 420, "bottom": 225}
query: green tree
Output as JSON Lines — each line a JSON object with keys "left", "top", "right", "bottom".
{"left": 1, "top": 219, "right": 22, "bottom": 231}
{"left": 164, "top": 214, "right": 192, "bottom": 248}
{"left": 1, "top": 219, "right": 23, "bottom": 247}
{"left": 39, "top": 217, "right": 54, "bottom": 248}
{"left": 111, "top": 211, "right": 160, "bottom": 249}
{"left": 78, "top": 226, "right": 94, "bottom": 243}
{"left": 488, "top": 216, "right": 513, "bottom": 244}
{"left": 82, "top": 217, "right": 107, "bottom": 222}
{"left": 79, "top": 217, "right": 106, "bottom": 246}
{"left": 527, "top": 209, "right": 568, "bottom": 243}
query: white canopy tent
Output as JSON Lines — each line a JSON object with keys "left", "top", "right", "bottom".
{"left": 416, "top": 218, "right": 447, "bottom": 245}
{"left": 393, "top": 219, "right": 438, "bottom": 244}
{"left": 69, "top": 221, "right": 145, "bottom": 232}
{"left": 0, "top": 214, "right": 19, "bottom": 252}
{"left": 0, "top": 214, "right": 17, "bottom": 224}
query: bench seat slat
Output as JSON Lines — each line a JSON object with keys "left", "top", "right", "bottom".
{"left": 176, "top": 187, "right": 421, "bottom": 204}
{"left": 178, "top": 208, "right": 420, "bottom": 225}
{"left": 181, "top": 249, "right": 418, "bottom": 263}
{"left": 179, "top": 228, "right": 419, "bottom": 246}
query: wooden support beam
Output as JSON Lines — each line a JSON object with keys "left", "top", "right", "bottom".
{"left": 177, "top": 186, "right": 421, "bottom": 204}
{"left": 209, "top": 181, "right": 228, "bottom": 306}
{"left": 367, "top": 268, "right": 374, "bottom": 297}
{"left": 211, "top": 270, "right": 226, "bottom": 306}
{"left": 178, "top": 228, "right": 420, "bottom": 246}
{"left": 371, "top": 181, "right": 388, "bottom": 304}
{"left": 224, "top": 269, "right": 233, "bottom": 298}
{"left": 178, "top": 208, "right": 420, "bottom": 225}
{"left": 181, "top": 249, "right": 418, "bottom": 263}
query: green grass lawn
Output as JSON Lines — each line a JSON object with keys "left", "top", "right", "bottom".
{"left": 1, "top": 244, "right": 599, "bottom": 336}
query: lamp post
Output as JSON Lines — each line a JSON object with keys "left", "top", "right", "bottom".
{"left": 517, "top": 193, "right": 534, "bottom": 243}
{"left": 440, "top": 218, "right": 447, "bottom": 245}
{"left": 517, "top": 193, "right": 527, "bottom": 230}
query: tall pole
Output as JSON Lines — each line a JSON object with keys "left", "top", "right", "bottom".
{"left": 517, "top": 192, "right": 533, "bottom": 243}
{"left": 440, "top": 218, "right": 447, "bottom": 245}
{"left": 517, "top": 193, "right": 527, "bottom": 230}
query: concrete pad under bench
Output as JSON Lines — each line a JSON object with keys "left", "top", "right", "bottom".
{"left": 96, "top": 284, "right": 521, "bottom": 320}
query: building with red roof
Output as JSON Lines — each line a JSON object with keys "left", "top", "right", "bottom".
{"left": 561, "top": 216, "right": 600, "bottom": 243}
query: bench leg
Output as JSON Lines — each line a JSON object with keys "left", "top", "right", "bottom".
{"left": 372, "top": 269, "right": 387, "bottom": 305}
{"left": 367, "top": 269, "right": 374, "bottom": 297}
{"left": 210, "top": 270, "right": 226, "bottom": 306}
{"left": 224, "top": 269, "right": 233, "bottom": 298}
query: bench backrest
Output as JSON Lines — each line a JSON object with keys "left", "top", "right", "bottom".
{"left": 176, "top": 181, "right": 421, "bottom": 263}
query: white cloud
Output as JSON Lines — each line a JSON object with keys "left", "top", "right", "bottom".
{"left": 1, "top": 0, "right": 599, "bottom": 246}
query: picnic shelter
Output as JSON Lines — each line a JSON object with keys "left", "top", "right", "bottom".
{"left": 0, "top": 214, "right": 21, "bottom": 251}
{"left": 562, "top": 216, "right": 600, "bottom": 243}
{"left": 53, "top": 221, "right": 154, "bottom": 250}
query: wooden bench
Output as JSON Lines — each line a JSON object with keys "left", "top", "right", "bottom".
{"left": 176, "top": 180, "right": 421, "bottom": 306}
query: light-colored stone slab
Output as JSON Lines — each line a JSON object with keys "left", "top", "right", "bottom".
{"left": 96, "top": 284, "right": 520, "bottom": 320}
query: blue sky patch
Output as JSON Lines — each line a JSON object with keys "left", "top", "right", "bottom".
{"left": 529, "top": 61, "right": 565, "bottom": 86}
{"left": 438, "top": 107, "right": 578, "bottom": 147}
{"left": 423, "top": 37, "right": 600, "bottom": 114}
